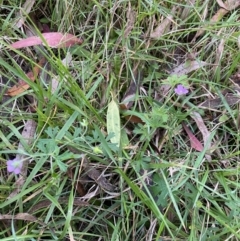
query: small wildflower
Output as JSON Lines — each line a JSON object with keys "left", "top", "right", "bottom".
{"left": 174, "top": 84, "right": 189, "bottom": 96}
{"left": 7, "top": 157, "right": 23, "bottom": 175}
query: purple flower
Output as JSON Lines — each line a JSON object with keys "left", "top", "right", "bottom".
{"left": 174, "top": 84, "right": 189, "bottom": 96}
{"left": 7, "top": 157, "right": 23, "bottom": 175}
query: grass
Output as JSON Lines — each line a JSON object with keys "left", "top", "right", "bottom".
{"left": 1, "top": 0, "right": 240, "bottom": 240}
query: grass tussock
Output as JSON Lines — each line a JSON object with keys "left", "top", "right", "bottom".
{"left": 1, "top": 0, "right": 240, "bottom": 240}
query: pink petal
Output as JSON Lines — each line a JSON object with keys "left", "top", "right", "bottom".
{"left": 175, "top": 84, "right": 189, "bottom": 96}
{"left": 13, "top": 167, "right": 22, "bottom": 175}
{"left": 7, "top": 160, "right": 15, "bottom": 172}
{"left": 6, "top": 158, "right": 23, "bottom": 174}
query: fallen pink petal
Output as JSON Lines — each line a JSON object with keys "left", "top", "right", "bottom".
{"left": 174, "top": 84, "right": 189, "bottom": 96}
{"left": 7, "top": 158, "right": 23, "bottom": 175}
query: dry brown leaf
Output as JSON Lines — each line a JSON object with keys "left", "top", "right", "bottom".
{"left": 199, "top": 94, "right": 240, "bottom": 110}
{"left": 182, "top": 123, "right": 204, "bottom": 152}
{"left": 121, "top": 81, "right": 137, "bottom": 109}
{"left": 193, "top": 1, "right": 240, "bottom": 41}
{"left": 191, "top": 112, "right": 211, "bottom": 149}
{"left": 15, "top": 0, "right": 36, "bottom": 28}
{"left": 170, "top": 60, "right": 208, "bottom": 76}
{"left": 7, "top": 78, "right": 31, "bottom": 96}
{"left": 29, "top": 198, "right": 88, "bottom": 213}
{"left": 180, "top": 0, "right": 196, "bottom": 20}
{"left": 192, "top": 8, "right": 228, "bottom": 41}
{"left": 191, "top": 112, "right": 212, "bottom": 161}
{"left": 0, "top": 213, "right": 45, "bottom": 226}
{"left": 217, "top": 0, "right": 240, "bottom": 10}
{"left": 150, "top": 6, "right": 177, "bottom": 39}
{"left": 124, "top": 2, "right": 136, "bottom": 38}
{"left": 230, "top": 71, "right": 240, "bottom": 86}
{"left": 67, "top": 167, "right": 86, "bottom": 196}
{"left": 213, "top": 38, "right": 225, "bottom": 73}
{"left": 211, "top": 8, "right": 229, "bottom": 22}
{"left": 64, "top": 150, "right": 116, "bottom": 193}
{"left": 124, "top": 114, "right": 144, "bottom": 124}
{"left": 120, "top": 62, "right": 145, "bottom": 124}
{"left": 7, "top": 57, "right": 46, "bottom": 96}
{"left": 226, "top": 0, "right": 240, "bottom": 10}
{"left": 80, "top": 186, "right": 101, "bottom": 200}
{"left": 85, "top": 166, "right": 116, "bottom": 192}
{"left": 216, "top": 0, "right": 228, "bottom": 9}
{"left": 110, "top": 2, "right": 136, "bottom": 61}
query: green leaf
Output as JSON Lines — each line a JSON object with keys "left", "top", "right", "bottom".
{"left": 219, "top": 114, "right": 228, "bottom": 123}
{"left": 56, "top": 111, "right": 79, "bottom": 140}
{"left": 121, "top": 128, "right": 129, "bottom": 148}
{"left": 107, "top": 99, "right": 121, "bottom": 147}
